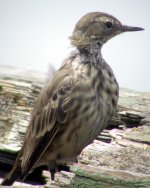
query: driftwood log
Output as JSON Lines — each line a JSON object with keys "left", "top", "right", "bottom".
{"left": 0, "top": 65, "right": 150, "bottom": 187}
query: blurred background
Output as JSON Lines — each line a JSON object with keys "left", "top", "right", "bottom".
{"left": 0, "top": 0, "right": 149, "bottom": 92}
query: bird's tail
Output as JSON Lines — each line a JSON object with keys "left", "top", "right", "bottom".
{"left": 1, "top": 157, "right": 21, "bottom": 186}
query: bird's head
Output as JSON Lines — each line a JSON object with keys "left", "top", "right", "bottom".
{"left": 70, "top": 12, "right": 144, "bottom": 49}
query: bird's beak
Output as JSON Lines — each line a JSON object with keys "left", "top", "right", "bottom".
{"left": 122, "top": 25, "right": 144, "bottom": 32}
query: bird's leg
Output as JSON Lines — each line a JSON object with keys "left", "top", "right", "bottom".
{"left": 50, "top": 167, "right": 56, "bottom": 181}
{"left": 48, "top": 162, "right": 57, "bottom": 181}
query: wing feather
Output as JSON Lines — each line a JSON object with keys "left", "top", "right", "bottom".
{"left": 20, "top": 73, "right": 78, "bottom": 176}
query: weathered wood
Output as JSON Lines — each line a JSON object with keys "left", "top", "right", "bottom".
{"left": 43, "top": 125, "right": 150, "bottom": 187}
{"left": 70, "top": 164, "right": 150, "bottom": 188}
{"left": 0, "top": 65, "right": 150, "bottom": 187}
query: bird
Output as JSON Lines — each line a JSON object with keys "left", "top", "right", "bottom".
{"left": 1, "top": 12, "right": 144, "bottom": 186}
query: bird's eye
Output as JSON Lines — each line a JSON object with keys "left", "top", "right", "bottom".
{"left": 105, "top": 21, "right": 113, "bottom": 30}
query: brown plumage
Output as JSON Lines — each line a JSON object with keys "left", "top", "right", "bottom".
{"left": 1, "top": 12, "right": 143, "bottom": 185}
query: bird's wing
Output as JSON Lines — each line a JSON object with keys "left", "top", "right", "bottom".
{"left": 20, "top": 72, "right": 78, "bottom": 176}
